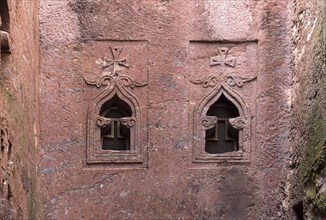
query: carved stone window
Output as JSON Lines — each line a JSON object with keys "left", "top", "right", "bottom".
{"left": 87, "top": 88, "right": 142, "bottom": 163}
{"left": 87, "top": 88, "right": 143, "bottom": 164}
{"left": 84, "top": 44, "right": 148, "bottom": 166}
{"left": 205, "top": 94, "right": 240, "bottom": 154}
{"left": 189, "top": 44, "right": 257, "bottom": 164}
{"left": 192, "top": 86, "right": 251, "bottom": 163}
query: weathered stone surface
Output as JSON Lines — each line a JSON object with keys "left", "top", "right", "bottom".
{"left": 0, "top": 0, "right": 39, "bottom": 219}
{"left": 5, "top": 0, "right": 322, "bottom": 218}
{"left": 288, "top": 0, "right": 326, "bottom": 219}
{"left": 37, "top": 0, "right": 292, "bottom": 219}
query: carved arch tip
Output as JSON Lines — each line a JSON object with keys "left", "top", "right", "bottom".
{"left": 229, "top": 117, "right": 246, "bottom": 129}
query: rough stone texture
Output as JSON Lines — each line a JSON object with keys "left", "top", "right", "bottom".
{"left": 255, "top": 0, "right": 292, "bottom": 218}
{"left": 37, "top": 0, "right": 292, "bottom": 219}
{"left": 0, "top": 0, "right": 39, "bottom": 219}
{"left": 4, "top": 0, "right": 321, "bottom": 219}
{"left": 289, "top": 0, "right": 326, "bottom": 219}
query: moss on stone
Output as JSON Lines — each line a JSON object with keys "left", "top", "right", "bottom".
{"left": 315, "top": 193, "right": 326, "bottom": 211}
{"left": 0, "top": 80, "right": 14, "bottom": 104}
{"left": 296, "top": 0, "right": 326, "bottom": 215}
{"left": 298, "top": 108, "right": 326, "bottom": 183}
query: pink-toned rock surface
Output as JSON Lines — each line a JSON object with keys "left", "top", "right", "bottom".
{"left": 0, "top": 0, "right": 39, "bottom": 219}
{"left": 37, "top": 0, "right": 291, "bottom": 219}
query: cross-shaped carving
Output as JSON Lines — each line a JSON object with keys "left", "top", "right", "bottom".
{"left": 101, "top": 47, "right": 129, "bottom": 74}
{"left": 209, "top": 47, "right": 236, "bottom": 68}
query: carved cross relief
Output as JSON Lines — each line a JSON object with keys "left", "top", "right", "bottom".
{"left": 191, "top": 47, "right": 256, "bottom": 88}
{"left": 101, "top": 47, "right": 129, "bottom": 75}
{"left": 209, "top": 47, "right": 236, "bottom": 68}
{"left": 84, "top": 47, "right": 147, "bottom": 89}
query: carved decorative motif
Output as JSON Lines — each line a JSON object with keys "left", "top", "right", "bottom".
{"left": 84, "top": 47, "right": 147, "bottom": 89}
{"left": 226, "top": 75, "right": 257, "bottom": 88}
{"left": 191, "top": 46, "right": 256, "bottom": 89}
{"left": 96, "top": 116, "right": 111, "bottom": 128}
{"left": 210, "top": 47, "right": 236, "bottom": 68}
{"left": 191, "top": 74, "right": 256, "bottom": 89}
{"left": 202, "top": 116, "right": 217, "bottom": 130}
{"left": 120, "top": 117, "right": 136, "bottom": 128}
{"left": 190, "top": 75, "right": 221, "bottom": 88}
{"left": 84, "top": 73, "right": 147, "bottom": 89}
{"left": 229, "top": 117, "right": 246, "bottom": 129}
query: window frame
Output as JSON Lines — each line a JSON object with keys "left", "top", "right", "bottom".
{"left": 86, "top": 86, "right": 144, "bottom": 164}
{"left": 192, "top": 85, "right": 251, "bottom": 163}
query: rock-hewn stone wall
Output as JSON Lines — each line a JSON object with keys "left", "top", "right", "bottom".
{"left": 38, "top": 0, "right": 292, "bottom": 219}
{"left": 290, "top": 0, "right": 326, "bottom": 218}
{"left": 0, "top": 0, "right": 39, "bottom": 219}
{"left": 6, "top": 0, "right": 322, "bottom": 218}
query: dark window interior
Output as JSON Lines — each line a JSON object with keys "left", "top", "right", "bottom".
{"left": 205, "top": 94, "right": 240, "bottom": 154}
{"left": 100, "top": 95, "right": 132, "bottom": 151}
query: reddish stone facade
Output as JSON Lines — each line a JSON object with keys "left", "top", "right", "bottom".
{"left": 37, "top": 0, "right": 291, "bottom": 219}
{"left": 0, "top": 0, "right": 39, "bottom": 219}
{"left": 4, "top": 0, "right": 324, "bottom": 219}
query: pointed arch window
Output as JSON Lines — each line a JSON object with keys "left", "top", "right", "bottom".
{"left": 193, "top": 87, "right": 251, "bottom": 163}
{"left": 87, "top": 90, "right": 145, "bottom": 165}
{"left": 83, "top": 43, "right": 149, "bottom": 167}
{"left": 99, "top": 95, "right": 132, "bottom": 151}
{"left": 205, "top": 94, "right": 240, "bottom": 154}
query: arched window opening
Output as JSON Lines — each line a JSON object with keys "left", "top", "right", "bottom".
{"left": 205, "top": 94, "right": 240, "bottom": 154}
{"left": 100, "top": 95, "right": 132, "bottom": 151}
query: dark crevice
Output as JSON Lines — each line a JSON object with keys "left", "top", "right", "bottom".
{"left": 293, "top": 201, "right": 304, "bottom": 220}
